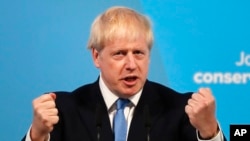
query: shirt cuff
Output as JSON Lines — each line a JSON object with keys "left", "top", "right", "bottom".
{"left": 25, "top": 125, "right": 50, "bottom": 141}
{"left": 196, "top": 123, "right": 224, "bottom": 141}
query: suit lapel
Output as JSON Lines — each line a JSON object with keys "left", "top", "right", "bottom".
{"left": 76, "top": 80, "right": 114, "bottom": 141}
{"left": 128, "top": 80, "right": 164, "bottom": 141}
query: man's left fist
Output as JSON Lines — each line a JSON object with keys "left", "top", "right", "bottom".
{"left": 185, "top": 88, "right": 218, "bottom": 139}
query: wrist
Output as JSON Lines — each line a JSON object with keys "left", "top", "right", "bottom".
{"left": 198, "top": 124, "right": 219, "bottom": 139}
{"left": 30, "top": 127, "right": 48, "bottom": 141}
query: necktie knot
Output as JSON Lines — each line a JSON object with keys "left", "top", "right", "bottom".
{"left": 116, "top": 98, "right": 129, "bottom": 110}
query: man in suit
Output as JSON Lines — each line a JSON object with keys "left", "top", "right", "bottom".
{"left": 23, "top": 6, "right": 226, "bottom": 141}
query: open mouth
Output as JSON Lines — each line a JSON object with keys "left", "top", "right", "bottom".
{"left": 124, "top": 76, "right": 137, "bottom": 82}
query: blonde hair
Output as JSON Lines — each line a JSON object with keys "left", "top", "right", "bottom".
{"left": 87, "top": 6, "right": 153, "bottom": 51}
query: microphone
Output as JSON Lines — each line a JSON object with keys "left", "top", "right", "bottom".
{"left": 95, "top": 104, "right": 102, "bottom": 141}
{"left": 144, "top": 105, "right": 151, "bottom": 141}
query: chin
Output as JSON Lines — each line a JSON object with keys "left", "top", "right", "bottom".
{"left": 121, "top": 89, "right": 140, "bottom": 97}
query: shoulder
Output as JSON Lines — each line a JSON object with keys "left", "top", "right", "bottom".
{"left": 54, "top": 80, "right": 99, "bottom": 109}
{"left": 144, "top": 80, "right": 193, "bottom": 106}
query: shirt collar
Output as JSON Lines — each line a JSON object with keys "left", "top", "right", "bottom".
{"left": 99, "top": 74, "right": 142, "bottom": 110}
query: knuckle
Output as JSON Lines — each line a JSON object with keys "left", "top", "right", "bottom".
{"left": 51, "top": 101, "right": 56, "bottom": 107}
{"left": 55, "top": 116, "right": 59, "bottom": 123}
{"left": 192, "top": 108, "right": 199, "bottom": 115}
{"left": 191, "top": 94, "right": 196, "bottom": 98}
{"left": 54, "top": 108, "right": 58, "bottom": 115}
{"left": 192, "top": 94, "right": 199, "bottom": 99}
{"left": 198, "top": 88, "right": 204, "bottom": 92}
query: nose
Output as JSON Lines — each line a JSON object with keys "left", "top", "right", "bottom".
{"left": 125, "top": 53, "right": 136, "bottom": 71}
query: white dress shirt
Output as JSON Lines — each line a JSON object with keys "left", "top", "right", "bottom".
{"left": 99, "top": 74, "right": 142, "bottom": 140}
{"left": 25, "top": 75, "right": 224, "bottom": 141}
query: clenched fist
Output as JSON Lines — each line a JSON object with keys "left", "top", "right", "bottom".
{"left": 30, "top": 93, "right": 59, "bottom": 141}
{"left": 185, "top": 88, "right": 218, "bottom": 139}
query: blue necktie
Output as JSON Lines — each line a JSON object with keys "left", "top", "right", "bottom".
{"left": 114, "top": 98, "right": 130, "bottom": 141}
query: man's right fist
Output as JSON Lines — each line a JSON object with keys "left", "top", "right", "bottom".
{"left": 30, "top": 93, "right": 59, "bottom": 141}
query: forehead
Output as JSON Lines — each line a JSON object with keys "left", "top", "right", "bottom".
{"left": 104, "top": 37, "right": 149, "bottom": 50}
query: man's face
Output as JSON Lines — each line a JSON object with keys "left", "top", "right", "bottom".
{"left": 92, "top": 38, "right": 150, "bottom": 98}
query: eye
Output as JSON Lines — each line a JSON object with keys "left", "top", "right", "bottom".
{"left": 134, "top": 50, "right": 144, "bottom": 55}
{"left": 114, "top": 51, "right": 122, "bottom": 55}
{"left": 133, "top": 50, "right": 146, "bottom": 59}
{"left": 112, "top": 50, "right": 126, "bottom": 60}
{"left": 114, "top": 51, "right": 123, "bottom": 55}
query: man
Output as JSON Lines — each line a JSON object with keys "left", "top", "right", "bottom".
{"left": 23, "top": 6, "right": 226, "bottom": 141}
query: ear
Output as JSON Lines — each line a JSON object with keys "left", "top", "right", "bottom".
{"left": 92, "top": 48, "right": 100, "bottom": 68}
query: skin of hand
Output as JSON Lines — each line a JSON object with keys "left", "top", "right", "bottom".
{"left": 30, "top": 93, "right": 59, "bottom": 141}
{"left": 185, "top": 88, "right": 219, "bottom": 139}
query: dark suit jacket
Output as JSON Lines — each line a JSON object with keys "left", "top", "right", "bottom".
{"left": 22, "top": 79, "right": 226, "bottom": 141}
